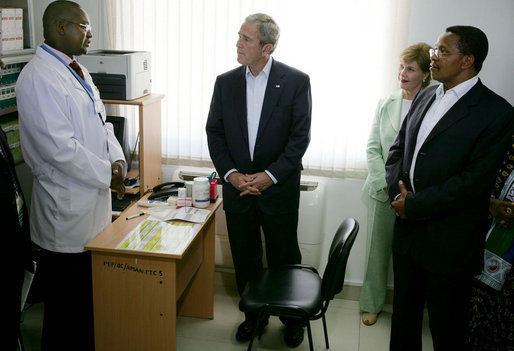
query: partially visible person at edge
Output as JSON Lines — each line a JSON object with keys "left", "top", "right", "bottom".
{"left": 466, "top": 133, "right": 514, "bottom": 351}
{"left": 0, "top": 60, "right": 33, "bottom": 351}
{"left": 360, "top": 42, "right": 432, "bottom": 327}
{"left": 15, "top": 1, "right": 126, "bottom": 350}
{"left": 385, "top": 25, "right": 514, "bottom": 350}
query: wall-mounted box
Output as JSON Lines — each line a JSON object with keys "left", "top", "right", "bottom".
{"left": 0, "top": 0, "right": 35, "bottom": 56}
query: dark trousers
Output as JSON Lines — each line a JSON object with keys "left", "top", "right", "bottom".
{"left": 390, "top": 251, "right": 472, "bottom": 351}
{"left": 5, "top": 260, "right": 23, "bottom": 351}
{"left": 225, "top": 205, "right": 302, "bottom": 297}
{"left": 39, "top": 249, "right": 95, "bottom": 351}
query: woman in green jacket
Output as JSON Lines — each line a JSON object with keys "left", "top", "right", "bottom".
{"left": 360, "top": 42, "right": 431, "bottom": 326}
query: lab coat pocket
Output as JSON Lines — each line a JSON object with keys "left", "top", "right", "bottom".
{"left": 37, "top": 169, "right": 71, "bottom": 215}
{"left": 68, "top": 181, "right": 97, "bottom": 213}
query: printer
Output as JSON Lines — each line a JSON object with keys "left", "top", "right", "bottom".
{"left": 79, "top": 50, "right": 151, "bottom": 100}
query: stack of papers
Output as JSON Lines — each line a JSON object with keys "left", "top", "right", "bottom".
{"left": 142, "top": 206, "right": 211, "bottom": 223}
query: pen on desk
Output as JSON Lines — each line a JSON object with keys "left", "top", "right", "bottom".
{"left": 126, "top": 212, "right": 144, "bottom": 220}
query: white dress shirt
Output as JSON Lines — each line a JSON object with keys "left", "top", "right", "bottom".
{"left": 409, "top": 76, "right": 479, "bottom": 191}
{"left": 224, "top": 57, "right": 277, "bottom": 183}
{"left": 401, "top": 99, "right": 412, "bottom": 124}
{"left": 246, "top": 57, "right": 272, "bottom": 160}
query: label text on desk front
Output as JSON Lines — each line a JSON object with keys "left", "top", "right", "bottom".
{"left": 103, "top": 261, "right": 164, "bottom": 277}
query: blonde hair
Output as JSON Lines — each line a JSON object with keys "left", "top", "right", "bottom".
{"left": 400, "top": 42, "right": 432, "bottom": 88}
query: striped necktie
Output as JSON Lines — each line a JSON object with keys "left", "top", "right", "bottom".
{"left": 69, "top": 60, "right": 85, "bottom": 80}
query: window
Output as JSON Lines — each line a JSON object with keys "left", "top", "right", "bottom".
{"left": 103, "top": 0, "right": 411, "bottom": 178}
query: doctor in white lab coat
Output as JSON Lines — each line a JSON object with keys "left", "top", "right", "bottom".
{"left": 15, "top": 2, "right": 126, "bottom": 350}
{"left": 17, "top": 32, "right": 125, "bottom": 254}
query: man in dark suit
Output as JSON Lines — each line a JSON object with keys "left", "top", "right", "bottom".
{"left": 0, "top": 107, "right": 32, "bottom": 349}
{"left": 206, "top": 13, "right": 311, "bottom": 348}
{"left": 385, "top": 26, "right": 514, "bottom": 350}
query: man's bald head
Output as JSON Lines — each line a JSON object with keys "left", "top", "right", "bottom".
{"left": 43, "top": 1, "right": 81, "bottom": 40}
{"left": 42, "top": 1, "right": 92, "bottom": 58}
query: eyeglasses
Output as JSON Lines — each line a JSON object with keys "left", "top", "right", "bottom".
{"left": 61, "top": 19, "right": 92, "bottom": 32}
{"left": 429, "top": 48, "right": 462, "bottom": 59}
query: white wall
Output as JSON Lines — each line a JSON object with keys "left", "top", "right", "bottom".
{"left": 407, "top": 0, "right": 514, "bottom": 104}
{"left": 27, "top": 0, "right": 514, "bottom": 288}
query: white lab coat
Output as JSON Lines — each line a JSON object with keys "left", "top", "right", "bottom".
{"left": 16, "top": 46, "right": 126, "bottom": 253}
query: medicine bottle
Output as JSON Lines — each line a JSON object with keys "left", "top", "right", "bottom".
{"left": 177, "top": 188, "right": 186, "bottom": 208}
{"left": 193, "top": 177, "right": 210, "bottom": 208}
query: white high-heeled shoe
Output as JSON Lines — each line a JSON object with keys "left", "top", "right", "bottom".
{"left": 362, "top": 312, "right": 379, "bottom": 326}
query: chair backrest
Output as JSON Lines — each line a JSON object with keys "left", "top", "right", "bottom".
{"left": 321, "top": 217, "right": 359, "bottom": 301}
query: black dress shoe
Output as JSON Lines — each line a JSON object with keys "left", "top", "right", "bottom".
{"left": 284, "top": 322, "right": 304, "bottom": 348}
{"left": 236, "top": 320, "right": 254, "bottom": 342}
{"left": 236, "top": 317, "right": 269, "bottom": 342}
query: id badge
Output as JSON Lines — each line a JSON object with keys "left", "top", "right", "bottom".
{"left": 94, "top": 99, "right": 105, "bottom": 115}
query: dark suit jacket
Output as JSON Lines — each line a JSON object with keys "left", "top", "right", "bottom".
{"left": 0, "top": 128, "right": 31, "bottom": 269}
{"left": 206, "top": 59, "right": 312, "bottom": 214}
{"left": 385, "top": 80, "right": 514, "bottom": 276}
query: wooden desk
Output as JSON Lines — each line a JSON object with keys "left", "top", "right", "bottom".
{"left": 86, "top": 198, "right": 222, "bottom": 351}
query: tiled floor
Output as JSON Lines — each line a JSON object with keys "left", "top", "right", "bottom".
{"left": 19, "top": 272, "right": 435, "bottom": 351}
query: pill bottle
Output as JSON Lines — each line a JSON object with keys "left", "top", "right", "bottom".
{"left": 167, "top": 196, "right": 177, "bottom": 209}
{"left": 185, "top": 181, "right": 193, "bottom": 197}
{"left": 193, "top": 177, "right": 210, "bottom": 208}
{"left": 185, "top": 181, "right": 193, "bottom": 207}
{"left": 177, "top": 188, "right": 186, "bottom": 208}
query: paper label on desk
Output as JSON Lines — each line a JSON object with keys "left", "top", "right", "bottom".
{"left": 117, "top": 217, "right": 199, "bottom": 254}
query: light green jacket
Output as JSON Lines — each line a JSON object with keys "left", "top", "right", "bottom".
{"left": 362, "top": 89, "right": 403, "bottom": 202}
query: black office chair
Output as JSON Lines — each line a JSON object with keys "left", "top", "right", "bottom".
{"left": 239, "top": 217, "right": 359, "bottom": 351}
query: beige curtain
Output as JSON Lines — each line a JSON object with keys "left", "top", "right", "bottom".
{"left": 102, "top": 0, "right": 412, "bottom": 178}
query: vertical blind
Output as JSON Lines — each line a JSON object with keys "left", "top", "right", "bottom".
{"left": 102, "top": 0, "right": 411, "bottom": 178}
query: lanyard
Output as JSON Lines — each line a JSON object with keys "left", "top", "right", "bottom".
{"left": 40, "top": 45, "right": 105, "bottom": 125}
